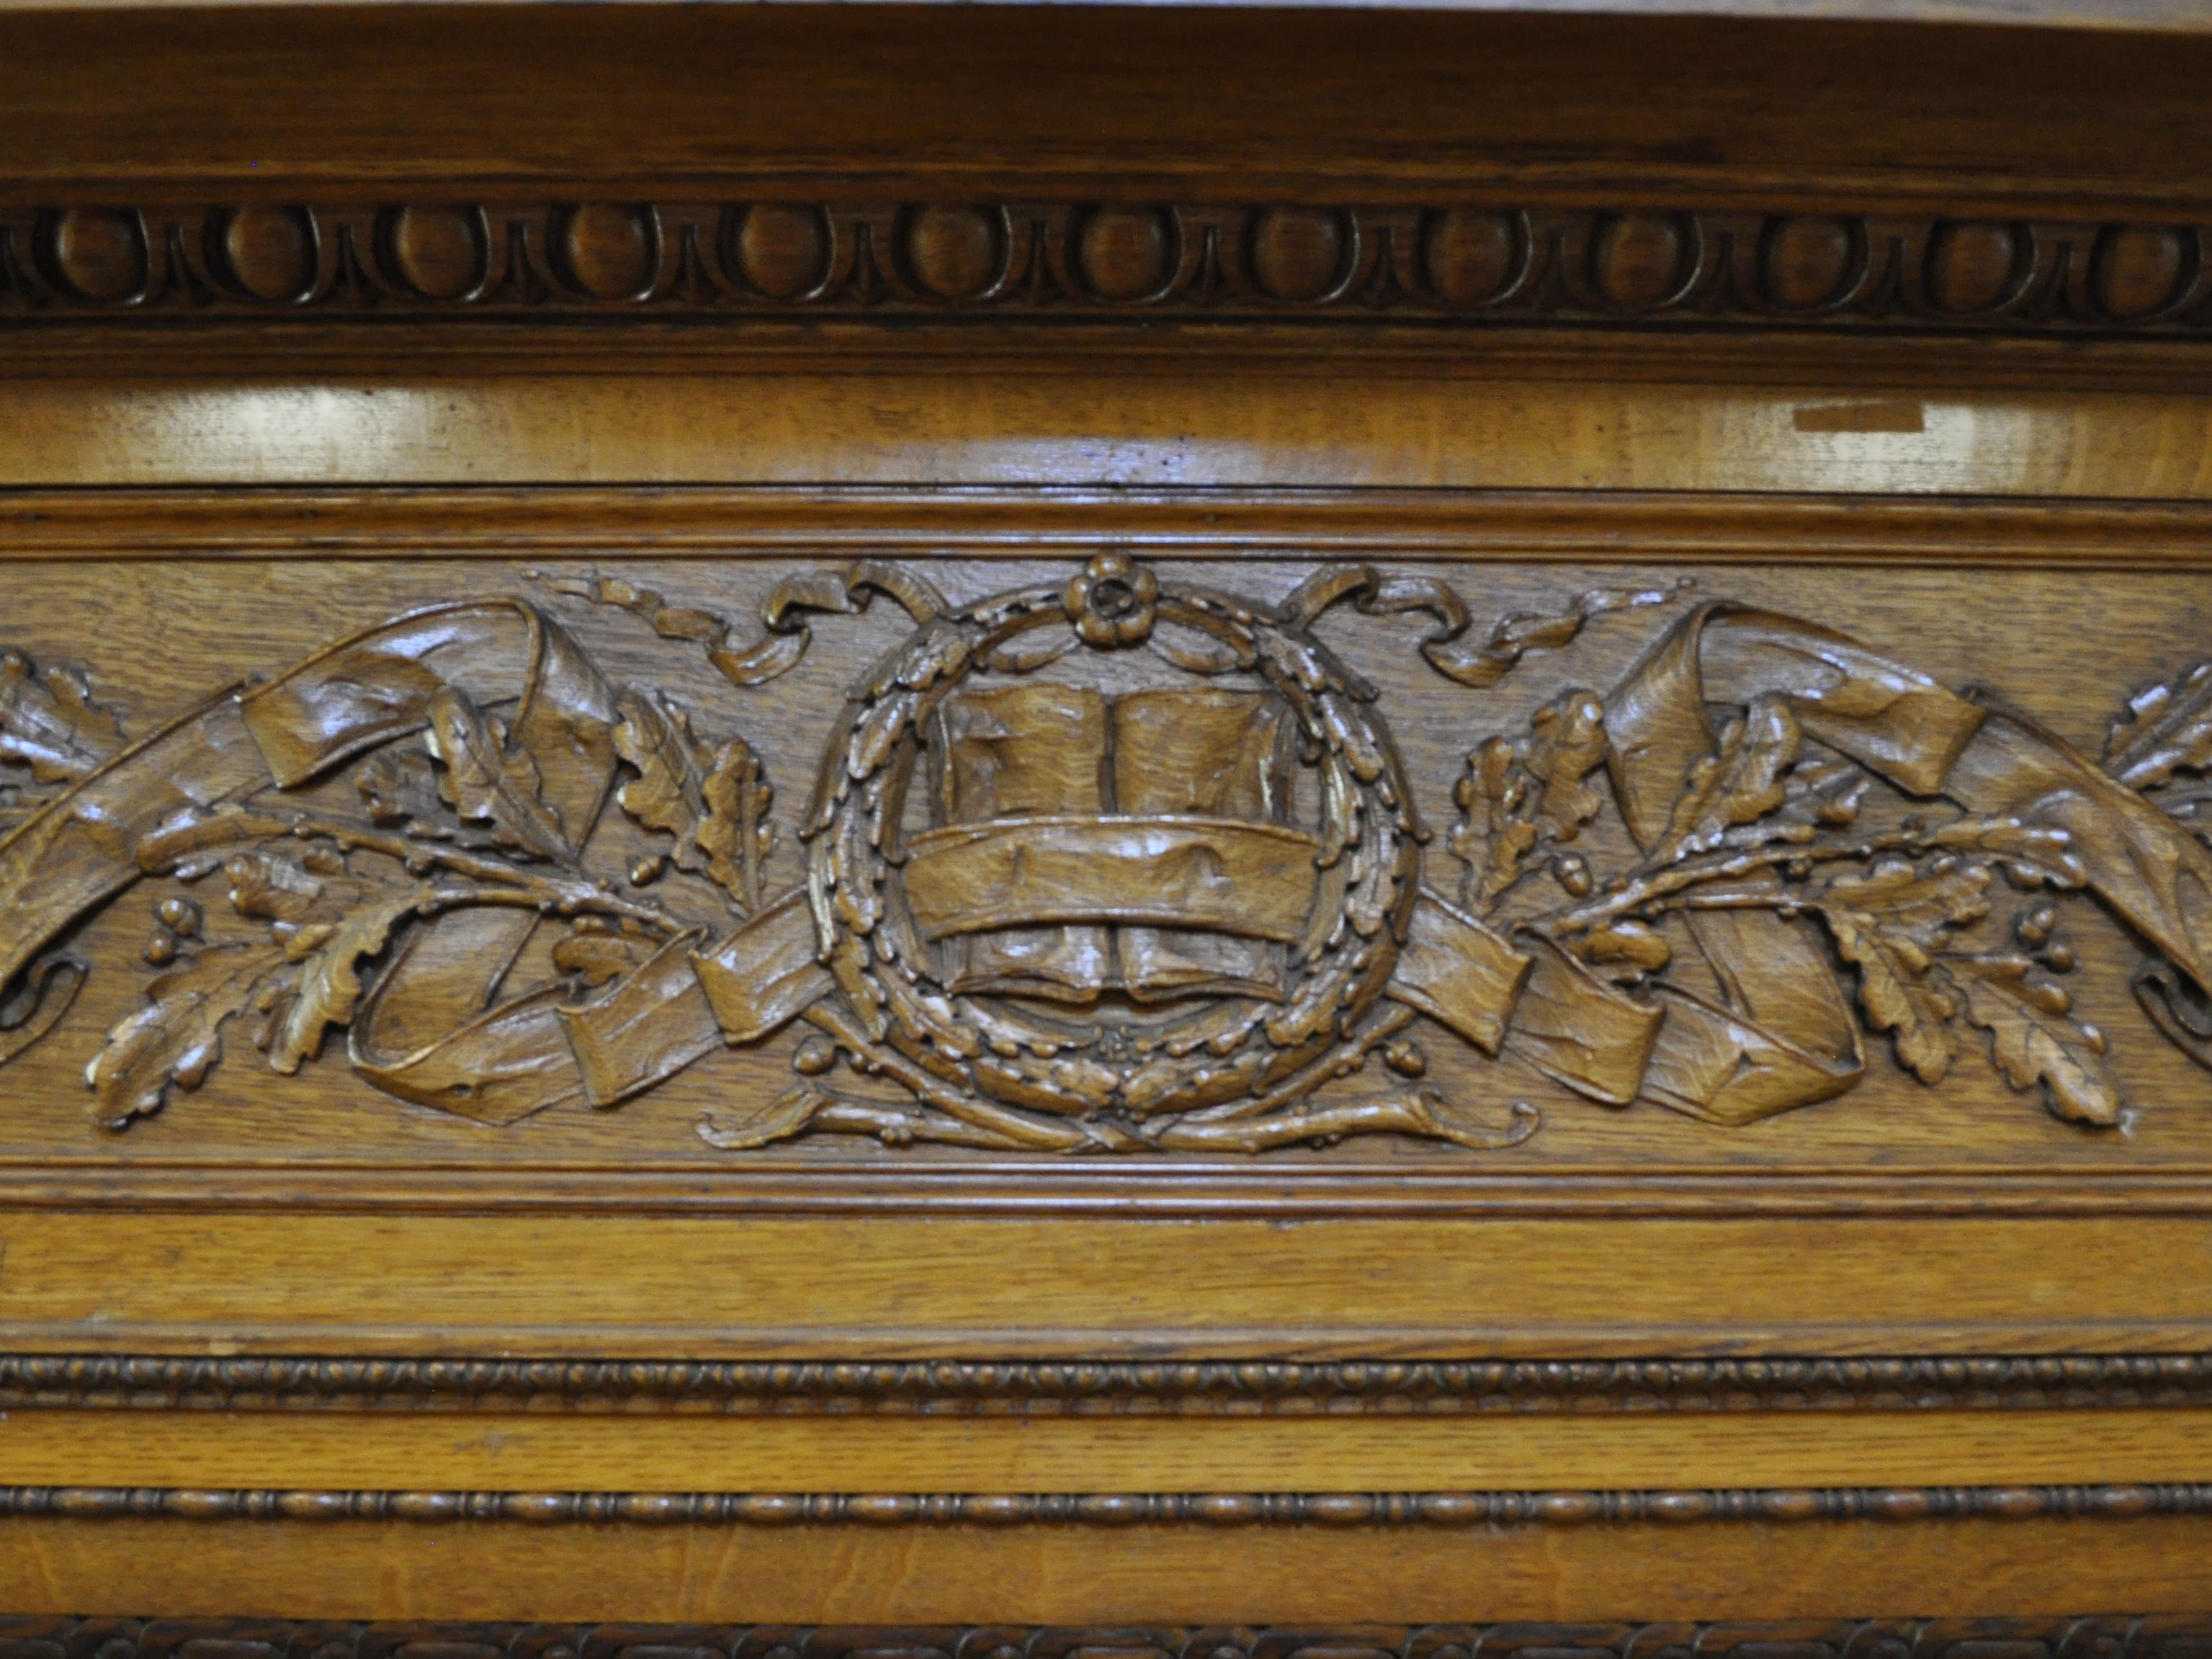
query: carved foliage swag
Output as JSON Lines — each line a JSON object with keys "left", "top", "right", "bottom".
{"left": 4, "top": 555, "right": 2212, "bottom": 1155}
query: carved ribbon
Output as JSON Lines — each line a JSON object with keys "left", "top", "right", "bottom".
{"left": 6, "top": 598, "right": 2212, "bottom": 1131}
{"left": 1566, "top": 604, "right": 2212, "bottom": 1122}
{"left": 0, "top": 603, "right": 626, "bottom": 1124}
{"left": 1372, "top": 604, "right": 2212, "bottom": 1124}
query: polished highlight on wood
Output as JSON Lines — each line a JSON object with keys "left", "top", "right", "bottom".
{"left": 4, "top": 201, "right": 2209, "bottom": 338}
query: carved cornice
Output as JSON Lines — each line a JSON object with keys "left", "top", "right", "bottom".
{"left": 3, "top": 1485, "right": 2208, "bottom": 1525}
{"left": 9, "top": 1354, "right": 2212, "bottom": 1413}
{"left": 2, "top": 200, "right": 2209, "bottom": 340}
{"left": 8, "top": 1622, "right": 2212, "bottom": 1659}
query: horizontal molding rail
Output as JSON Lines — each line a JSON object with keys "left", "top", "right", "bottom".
{"left": 8, "top": 1354, "right": 2212, "bottom": 1415}
{"left": 6, "top": 1485, "right": 2212, "bottom": 1526}
{"left": 4, "top": 201, "right": 2211, "bottom": 344}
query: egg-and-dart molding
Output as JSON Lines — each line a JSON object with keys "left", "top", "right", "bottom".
{"left": 3, "top": 201, "right": 2210, "bottom": 337}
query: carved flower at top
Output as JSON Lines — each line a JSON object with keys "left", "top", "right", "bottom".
{"left": 1065, "top": 551, "right": 1158, "bottom": 648}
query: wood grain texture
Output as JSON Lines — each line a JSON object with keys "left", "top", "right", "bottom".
{"left": 7, "top": 1508, "right": 2212, "bottom": 1621}
{"left": 6, "top": 376, "right": 2212, "bottom": 496}
{"left": 12, "top": 0, "right": 2212, "bottom": 1624}
{"left": 13, "top": 1620, "right": 2212, "bottom": 1659}
{"left": 6, "top": 551, "right": 2212, "bottom": 1179}
{"left": 3, "top": 1405, "right": 2211, "bottom": 1491}
{"left": 7, "top": 6, "right": 2212, "bottom": 216}
{"left": 4, "top": 1213, "right": 2212, "bottom": 1356}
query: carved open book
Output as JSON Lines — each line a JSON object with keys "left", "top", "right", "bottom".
{"left": 912, "top": 684, "right": 1311, "bottom": 1003}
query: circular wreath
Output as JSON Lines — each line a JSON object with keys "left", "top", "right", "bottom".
{"left": 802, "top": 555, "right": 1420, "bottom": 1150}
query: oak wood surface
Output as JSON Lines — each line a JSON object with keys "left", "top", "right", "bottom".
{"left": 10, "top": 0, "right": 2212, "bottom": 1627}
{"left": 1, "top": 1403, "right": 2208, "bottom": 1491}
{"left": 6, "top": 376, "right": 2212, "bottom": 496}
{"left": 7, "top": 6, "right": 2212, "bottom": 215}
{"left": 1, "top": 1214, "right": 2209, "bottom": 1356}
{"left": 9, "top": 1509, "right": 2212, "bottom": 1622}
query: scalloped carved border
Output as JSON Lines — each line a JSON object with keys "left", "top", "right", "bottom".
{"left": 9, "top": 1354, "right": 2212, "bottom": 1414}
{"left": 4, "top": 201, "right": 2211, "bottom": 337}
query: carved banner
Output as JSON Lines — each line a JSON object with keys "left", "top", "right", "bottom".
{"left": 4, "top": 553, "right": 2212, "bottom": 1156}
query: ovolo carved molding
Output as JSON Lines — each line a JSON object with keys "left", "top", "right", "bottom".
{"left": 5, "top": 1484, "right": 2211, "bottom": 1526}
{"left": 8, "top": 1354, "right": 2212, "bottom": 1415}
{"left": 4, "top": 200, "right": 2210, "bottom": 337}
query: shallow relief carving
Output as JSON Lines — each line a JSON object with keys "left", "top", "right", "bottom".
{"left": 6, "top": 553, "right": 2212, "bottom": 1158}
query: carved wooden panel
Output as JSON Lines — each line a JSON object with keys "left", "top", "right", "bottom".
{"left": 5, "top": 547, "right": 2212, "bottom": 1178}
{"left": 17, "top": 0, "right": 2212, "bottom": 1632}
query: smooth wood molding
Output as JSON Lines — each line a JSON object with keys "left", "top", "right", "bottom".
{"left": 9, "top": 487, "right": 2212, "bottom": 568}
{"left": 4, "top": 1214, "right": 2212, "bottom": 1359}
{"left": 6, "top": 1511, "right": 2212, "bottom": 1621}
{"left": 5, "top": 375, "right": 2212, "bottom": 494}
{"left": 9, "top": 1408, "right": 2212, "bottom": 1493}
{"left": 9, "top": 1621, "right": 2212, "bottom": 1659}
{"left": 9, "top": 9, "right": 2212, "bottom": 217}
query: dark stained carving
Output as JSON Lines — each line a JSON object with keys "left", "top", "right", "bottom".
{"left": 7, "top": 555, "right": 2212, "bottom": 1155}
{"left": 3, "top": 1482, "right": 2211, "bottom": 1526}
{"left": 8, "top": 1351, "right": 2212, "bottom": 1414}
{"left": 4, "top": 201, "right": 2212, "bottom": 339}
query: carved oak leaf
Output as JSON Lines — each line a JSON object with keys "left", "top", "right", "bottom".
{"left": 422, "top": 687, "right": 570, "bottom": 862}
{"left": 1660, "top": 694, "right": 1799, "bottom": 859}
{"left": 1814, "top": 860, "right": 1990, "bottom": 1084}
{"left": 2106, "top": 661, "right": 2212, "bottom": 792}
{"left": 263, "top": 885, "right": 429, "bottom": 1074}
{"left": 612, "top": 688, "right": 775, "bottom": 912}
{"left": 1449, "top": 690, "right": 1610, "bottom": 913}
{"left": 0, "top": 649, "right": 126, "bottom": 784}
{"left": 358, "top": 749, "right": 506, "bottom": 851}
{"left": 1956, "top": 952, "right": 2124, "bottom": 1125}
{"left": 1524, "top": 691, "right": 1611, "bottom": 834}
{"left": 1449, "top": 735, "right": 1531, "bottom": 908}
{"left": 697, "top": 740, "right": 774, "bottom": 911}
{"left": 85, "top": 941, "right": 294, "bottom": 1128}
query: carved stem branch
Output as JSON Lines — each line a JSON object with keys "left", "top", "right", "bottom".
{"left": 1539, "top": 825, "right": 2077, "bottom": 939}
{"left": 147, "top": 810, "right": 684, "bottom": 936}
{"left": 799, "top": 1001, "right": 1096, "bottom": 1153}
{"left": 1180, "top": 1003, "right": 1417, "bottom": 1124}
